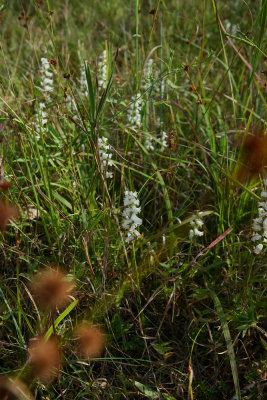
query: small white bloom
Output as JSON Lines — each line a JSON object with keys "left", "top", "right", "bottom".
{"left": 80, "top": 61, "right": 88, "bottom": 97}
{"left": 194, "top": 228, "right": 204, "bottom": 237}
{"left": 142, "top": 59, "right": 154, "bottom": 90}
{"left": 252, "top": 234, "right": 262, "bottom": 242}
{"left": 98, "top": 50, "right": 107, "bottom": 89}
{"left": 189, "top": 213, "right": 205, "bottom": 240}
{"left": 254, "top": 243, "right": 263, "bottom": 254}
{"left": 98, "top": 137, "right": 113, "bottom": 178}
{"left": 160, "top": 131, "right": 168, "bottom": 150}
{"left": 40, "top": 57, "right": 53, "bottom": 93}
{"left": 35, "top": 101, "right": 48, "bottom": 139}
{"left": 145, "top": 134, "right": 155, "bottom": 151}
{"left": 127, "top": 94, "right": 142, "bottom": 129}
{"left": 122, "top": 191, "right": 142, "bottom": 243}
{"left": 251, "top": 181, "right": 267, "bottom": 255}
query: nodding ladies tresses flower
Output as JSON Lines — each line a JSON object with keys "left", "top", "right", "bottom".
{"left": 80, "top": 61, "right": 88, "bottom": 97}
{"left": 144, "top": 134, "right": 155, "bottom": 151}
{"left": 127, "top": 94, "right": 142, "bottom": 129}
{"left": 142, "top": 58, "right": 154, "bottom": 90}
{"left": 122, "top": 191, "right": 142, "bottom": 243}
{"left": 40, "top": 57, "right": 53, "bottom": 93}
{"left": 98, "top": 137, "right": 113, "bottom": 178}
{"left": 98, "top": 50, "right": 107, "bottom": 89}
{"left": 66, "top": 94, "right": 77, "bottom": 115}
{"left": 189, "top": 213, "right": 204, "bottom": 239}
{"left": 35, "top": 102, "right": 48, "bottom": 139}
{"left": 252, "top": 179, "right": 267, "bottom": 255}
{"left": 160, "top": 131, "right": 168, "bottom": 150}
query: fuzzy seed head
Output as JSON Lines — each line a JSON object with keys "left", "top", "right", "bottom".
{"left": 75, "top": 323, "right": 105, "bottom": 359}
{"left": 28, "top": 335, "right": 61, "bottom": 381}
{"left": 0, "top": 201, "right": 19, "bottom": 232}
{"left": 0, "top": 181, "right": 12, "bottom": 191}
{"left": 31, "top": 267, "right": 75, "bottom": 312}
{"left": 235, "top": 133, "right": 267, "bottom": 183}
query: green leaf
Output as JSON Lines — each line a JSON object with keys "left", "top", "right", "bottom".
{"left": 45, "top": 299, "right": 79, "bottom": 340}
{"left": 152, "top": 342, "right": 173, "bottom": 355}
{"left": 162, "top": 394, "right": 176, "bottom": 400}
{"left": 209, "top": 289, "right": 241, "bottom": 400}
{"left": 134, "top": 381, "right": 160, "bottom": 399}
{"left": 0, "top": 1, "right": 8, "bottom": 12}
{"left": 85, "top": 62, "right": 96, "bottom": 121}
{"left": 53, "top": 191, "right": 73, "bottom": 211}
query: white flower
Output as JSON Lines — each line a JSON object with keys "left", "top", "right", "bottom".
{"left": 35, "top": 101, "right": 48, "bottom": 139}
{"left": 252, "top": 181, "right": 267, "bottom": 254}
{"left": 144, "top": 134, "right": 155, "bottom": 151}
{"left": 142, "top": 59, "right": 154, "bottom": 90}
{"left": 36, "top": 57, "right": 53, "bottom": 137}
{"left": 225, "top": 20, "right": 239, "bottom": 35}
{"left": 40, "top": 57, "right": 53, "bottom": 93}
{"left": 98, "top": 50, "right": 107, "bottom": 89}
{"left": 98, "top": 137, "right": 113, "bottom": 178}
{"left": 161, "top": 131, "right": 168, "bottom": 150}
{"left": 252, "top": 234, "right": 262, "bottom": 242}
{"left": 122, "top": 191, "right": 142, "bottom": 243}
{"left": 254, "top": 243, "right": 263, "bottom": 255}
{"left": 189, "top": 213, "right": 205, "bottom": 240}
{"left": 80, "top": 61, "right": 88, "bottom": 97}
{"left": 66, "top": 94, "right": 77, "bottom": 114}
{"left": 127, "top": 94, "right": 142, "bottom": 129}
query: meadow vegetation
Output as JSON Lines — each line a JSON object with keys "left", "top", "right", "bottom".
{"left": 0, "top": 0, "right": 266, "bottom": 399}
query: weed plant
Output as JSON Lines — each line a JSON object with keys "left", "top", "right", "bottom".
{"left": 0, "top": 0, "right": 266, "bottom": 399}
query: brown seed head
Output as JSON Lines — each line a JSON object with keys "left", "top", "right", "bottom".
{"left": 75, "top": 323, "right": 105, "bottom": 359}
{"left": 0, "top": 376, "right": 33, "bottom": 400}
{"left": 31, "top": 267, "right": 75, "bottom": 312}
{"left": 234, "top": 132, "right": 267, "bottom": 183}
{"left": 28, "top": 335, "right": 61, "bottom": 381}
{"left": 49, "top": 58, "right": 57, "bottom": 67}
{"left": 0, "top": 200, "right": 19, "bottom": 232}
{"left": 0, "top": 180, "right": 12, "bottom": 191}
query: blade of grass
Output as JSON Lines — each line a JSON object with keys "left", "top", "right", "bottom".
{"left": 208, "top": 288, "right": 241, "bottom": 400}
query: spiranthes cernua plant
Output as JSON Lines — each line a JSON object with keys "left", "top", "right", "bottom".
{"left": 0, "top": 375, "right": 34, "bottom": 400}
{"left": 74, "top": 323, "right": 106, "bottom": 359}
{"left": 0, "top": 200, "right": 19, "bottom": 232}
{"left": 31, "top": 267, "right": 75, "bottom": 312}
{"left": 27, "top": 335, "right": 61, "bottom": 381}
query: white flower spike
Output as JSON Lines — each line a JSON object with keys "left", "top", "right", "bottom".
{"left": 252, "top": 180, "right": 267, "bottom": 254}
{"left": 122, "top": 191, "right": 142, "bottom": 243}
